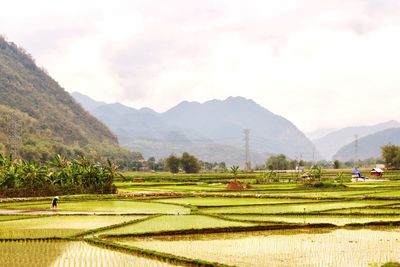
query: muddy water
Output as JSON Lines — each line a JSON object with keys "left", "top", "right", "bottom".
{"left": 125, "top": 228, "right": 400, "bottom": 267}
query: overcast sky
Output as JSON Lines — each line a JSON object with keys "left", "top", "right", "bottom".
{"left": 1, "top": 0, "right": 400, "bottom": 132}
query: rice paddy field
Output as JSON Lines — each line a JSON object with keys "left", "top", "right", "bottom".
{"left": 1, "top": 169, "right": 400, "bottom": 266}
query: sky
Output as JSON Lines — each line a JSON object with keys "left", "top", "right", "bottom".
{"left": 1, "top": 0, "right": 400, "bottom": 133}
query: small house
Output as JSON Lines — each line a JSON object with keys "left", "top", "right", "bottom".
{"left": 351, "top": 168, "right": 366, "bottom": 181}
{"left": 370, "top": 168, "right": 384, "bottom": 177}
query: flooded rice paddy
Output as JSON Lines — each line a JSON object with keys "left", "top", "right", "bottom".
{"left": 121, "top": 228, "right": 400, "bottom": 267}
{"left": 0, "top": 240, "right": 175, "bottom": 267}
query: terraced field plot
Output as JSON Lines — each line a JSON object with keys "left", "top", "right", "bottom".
{"left": 0, "top": 200, "right": 190, "bottom": 214}
{"left": 153, "top": 197, "right": 315, "bottom": 206}
{"left": 201, "top": 200, "right": 397, "bottom": 214}
{"left": 118, "top": 184, "right": 226, "bottom": 193}
{"left": 0, "top": 215, "right": 33, "bottom": 222}
{"left": 223, "top": 214, "right": 400, "bottom": 226}
{"left": 0, "top": 240, "right": 174, "bottom": 267}
{"left": 99, "top": 214, "right": 255, "bottom": 236}
{"left": 324, "top": 208, "right": 400, "bottom": 215}
{"left": 121, "top": 229, "right": 400, "bottom": 267}
{"left": 1, "top": 173, "right": 400, "bottom": 266}
{"left": 0, "top": 215, "right": 146, "bottom": 238}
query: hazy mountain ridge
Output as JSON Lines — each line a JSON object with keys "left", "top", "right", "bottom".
{"left": 313, "top": 120, "right": 400, "bottom": 160}
{"left": 333, "top": 127, "right": 400, "bottom": 161}
{"left": 72, "top": 93, "right": 320, "bottom": 165}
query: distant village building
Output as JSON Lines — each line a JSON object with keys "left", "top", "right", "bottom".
{"left": 370, "top": 168, "right": 384, "bottom": 177}
{"left": 351, "top": 168, "right": 366, "bottom": 181}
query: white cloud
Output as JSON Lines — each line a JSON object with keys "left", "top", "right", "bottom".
{"left": 0, "top": 0, "right": 399, "bottom": 131}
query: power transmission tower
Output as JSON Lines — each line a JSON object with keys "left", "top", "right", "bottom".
{"left": 243, "top": 129, "right": 251, "bottom": 171}
{"left": 5, "top": 112, "right": 21, "bottom": 159}
{"left": 354, "top": 134, "right": 359, "bottom": 167}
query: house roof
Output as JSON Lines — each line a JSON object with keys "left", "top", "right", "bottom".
{"left": 371, "top": 168, "right": 384, "bottom": 173}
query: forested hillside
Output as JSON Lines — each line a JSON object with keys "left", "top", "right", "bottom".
{"left": 0, "top": 37, "right": 141, "bottom": 165}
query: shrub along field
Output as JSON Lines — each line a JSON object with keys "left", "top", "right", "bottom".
{"left": 1, "top": 170, "right": 400, "bottom": 266}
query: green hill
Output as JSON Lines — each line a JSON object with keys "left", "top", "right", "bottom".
{"left": 0, "top": 36, "right": 139, "bottom": 164}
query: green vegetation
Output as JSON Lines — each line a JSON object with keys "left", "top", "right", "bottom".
{"left": 99, "top": 215, "right": 254, "bottom": 236}
{"left": 153, "top": 197, "right": 314, "bottom": 206}
{"left": 165, "top": 152, "right": 201, "bottom": 174}
{"left": 0, "top": 200, "right": 190, "bottom": 214}
{"left": 0, "top": 215, "right": 146, "bottom": 238}
{"left": 0, "top": 154, "right": 123, "bottom": 196}
{"left": 1, "top": 169, "right": 400, "bottom": 266}
{"left": 0, "top": 37, "right": 141, "bottom": 166}
{"left": 201, "top": 200, "right": 396, "bottom": 214}
{"left": 382, "top": 144, "right": 400, "bottom": 169}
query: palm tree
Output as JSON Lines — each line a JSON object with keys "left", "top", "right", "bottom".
{"left": 230, "top": 165, "right": 240, "bottom": 182}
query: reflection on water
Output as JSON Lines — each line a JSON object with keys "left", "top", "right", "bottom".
{"left": 123, "top": 228, "right": 400, "bottom": 267}
{"left": 0, "top": 240, "right": 174, "bottom": 267}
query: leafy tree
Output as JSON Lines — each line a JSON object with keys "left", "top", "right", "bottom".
{"left": 333, "top": 160, "right": 341, "bottom": 169}
{"left": 180, "top": 152, "right": 200, "bottom": 173}
{"left": 266, "top": 154, "right": 289, "bottom": 170}
{"left": 165, "top": 154, "right": 180, "bottom": 173}
{"left": 309, "top": 165, "right": 323, "bottom": 181}
{"left": 147, "top": 157, "right": 156, "bottom": 171}
{"left": 382, "top": 144, "right": 400, "bottom": 169}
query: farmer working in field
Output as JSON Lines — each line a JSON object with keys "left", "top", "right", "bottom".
{"left": 52, "top": 196, "right": 59, "bottom": 208}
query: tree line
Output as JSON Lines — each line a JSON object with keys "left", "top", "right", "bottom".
{"left": 263, "top": 144, "right": 399, "bottom": 171}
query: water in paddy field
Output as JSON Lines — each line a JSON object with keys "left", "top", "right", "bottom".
{"left": 0, "top": 240, "right": 174, "bottom": 267}
{"left": 124, "top": 228, "right": 400, "bottom": 267}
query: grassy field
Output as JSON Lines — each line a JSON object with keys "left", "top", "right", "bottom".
{"left": 0, "top": 170, "right": 400, "bottom": 266}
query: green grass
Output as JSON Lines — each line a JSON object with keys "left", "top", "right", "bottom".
{"left": 0, "top": 200, "right": 190, "bottom": 214}
{"left": 98, "top": 215, "right": 255, "bottom": 236}
{"left": 200, "top": 200, "right": 397, "bottom": 214}
{"left": 0, "top": 215, "right": 147, "bottom": 238}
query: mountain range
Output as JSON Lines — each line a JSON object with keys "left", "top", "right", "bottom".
{"left": 72, "top": 92, "right": 319, "bottom": 165}
{"left": 0, "top": 37, "right": 137, "bottom": 163}
{"left": 333, "top": 127, "right": 400, "bottom": 161}
{"left": 312, "top": 121, "right": 400, "bottom": 160}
